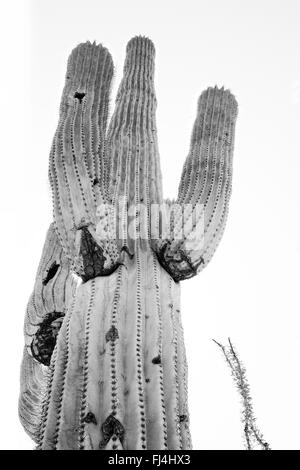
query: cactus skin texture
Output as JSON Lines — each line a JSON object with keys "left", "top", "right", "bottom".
{"left": 19, "top": 36, "right": 238, "bottom": 450}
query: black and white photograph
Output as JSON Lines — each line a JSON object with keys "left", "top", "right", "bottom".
{"left": 1, "top": 0, "right": 299, "bottom": 454}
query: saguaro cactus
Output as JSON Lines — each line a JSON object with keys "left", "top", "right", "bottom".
{"left": 19, "top": 36, "right": 238, "bottom": 450}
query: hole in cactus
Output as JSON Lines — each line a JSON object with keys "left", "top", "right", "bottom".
{"left": 106, "top": 325, "right": 119, "bottom": 343}
{"left": 179, "top": 414, "right": 188, "bottom": 423}
{"left": 42, "top": 262, "right": 59, "bottom": 285}
{"left": 145, "top": 378, "right": 150, "bottom": 383}
{"left": 74, "top": 91, "right": 86, "bottom": 103}
{"left": 152, "top": 355, "right": 161, "bottom": 365}
{"left": 30, "top": 312, "right": 64, "bottom": 366}
{"left": 93, "top": 178, "right": 99, "bottom": 186}
{"left": 83, "top": 412, "right": 97, "bottom": 425}
{"left": 154, "top": 240, "right": 204, "bottom": 282}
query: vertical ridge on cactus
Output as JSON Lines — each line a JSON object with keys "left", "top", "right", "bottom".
{"left": 20, "top": 36, "right": 238, "bottom": 450}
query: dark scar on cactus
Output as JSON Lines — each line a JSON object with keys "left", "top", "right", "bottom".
{"left": 105, "top": 325, "right": 119, "bottom": 343}
{"left": 74, "top": 91, "right": 86, "bottom": 103}
{"left": 30, "top": 312, "right": 64, "bottom": 366}
{"left": 42, "top": 262, "right": 59, "bottom": 285}
{"left": 154, "top": 240, "right": 204, "bottom": 282}
{"left": 152, "top": 355, "right": 161, "bottom": 364}
{"left": 179, "top": 414, "right": 188, "bottom": 423}
{"left": 121, "top": 245, "right": 134, "bottom": 259}
{"left": 79, "top": 227, "right": 121, "bottom": 282}
{"left": 99, "top": 414, "right": 125, "bottom": 449}
{"left": 83, "top": 412, "right": 97, "bottom": 425}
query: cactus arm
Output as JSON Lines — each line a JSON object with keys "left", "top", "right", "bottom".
{"left": 19, "top": 348, "right": 48, "bottom": 443}
{"left": 105, "top": 36, "right": 163, "bottom": 253}
{"left": 19, "top": 223, "right": 77, "bottom": 442}
{"left": 152, "top": 87, "right": 238, "bottom": 281}
{"left": 23, "top": 224, "right": 76, "bottom": 361}
{"left": 106, "top": 36, "right": 163, "bottom": 204}
{"left": 49, "top": 42, "right": 116, "bottom": 263}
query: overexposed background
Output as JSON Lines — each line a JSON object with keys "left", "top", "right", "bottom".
{"left": 1, "top": 0, "right": 300, "bottom": 450}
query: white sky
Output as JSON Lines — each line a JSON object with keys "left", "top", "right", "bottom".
{"left": 1, "top": 0, "right": 300, "bottom": 450}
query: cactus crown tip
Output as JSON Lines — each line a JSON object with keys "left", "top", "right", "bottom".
{"left": 70, "top": 40, "right": 111, "bottom": 57}
{"left": 126, "top": 35, "right": 155, "bottom": 52}
{"left": 198, "top": 85, "right": 238, "bottom": 109}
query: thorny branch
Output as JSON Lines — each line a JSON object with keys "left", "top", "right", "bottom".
{"left": 213, "top": 338, "right": 271, "bottom": 450}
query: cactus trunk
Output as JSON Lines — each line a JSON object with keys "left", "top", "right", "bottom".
{"left": 37, "top": 252, "right": 191, "bottom": 450}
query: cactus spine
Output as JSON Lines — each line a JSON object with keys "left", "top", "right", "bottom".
{"left": 19, "top": 36, "right": 238, "bottom": 450}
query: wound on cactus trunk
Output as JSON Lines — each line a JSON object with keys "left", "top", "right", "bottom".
{"left": 42, "top": 262, "right": 60, "bottom": 285}
{"left": 19, "top": 36, "right": 238, "bottom": 450}
{"left": 30, "top": 312, "right": 64, "bottom": 366}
